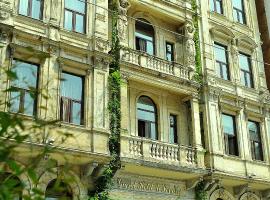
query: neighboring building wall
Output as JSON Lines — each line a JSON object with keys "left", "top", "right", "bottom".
{"left": 256, "top": 0, "right": 270, "bottom": 89}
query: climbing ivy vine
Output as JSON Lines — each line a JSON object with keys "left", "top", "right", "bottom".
{"left": 195, "top": 181, "right": 207, "bottom": 200}
{"left": 191, "top": 0, "right": 202, "bottom": 82}
{"left": 90, "top": 1, "right": 121, "bottom": 200}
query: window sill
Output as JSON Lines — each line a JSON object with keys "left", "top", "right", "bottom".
{"left": 17, "top": 14, "right": 44, "bottom": 24}
{"left": 210, "top": 11, "right": 225, "bottom": 17}
{"left": 59, "top": 121, "right": 86, "bottom": 130}
{"left": 246, "top": 159, "right": 268, "bottom": 166}
{"left": 60, "top": 28, "right": 87, "bottom": 37}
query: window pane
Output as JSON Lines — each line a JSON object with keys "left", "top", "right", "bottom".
{"left": 64, "top": 10, "right": 73, "bottom": 31}
{"left": 19, "top": 0, "right": 28, "bottom": 16}
{"left": 216, "top": 1, "right": 222, "bottom": 13}
{"left": 248, "top": 121, "right": 260, "bottom": 141}
{"left": 232, "top": 0, "right": 243, "bottom": 10}
{"left": 210, "top": 0, "right": 215, "bottom": 11}
{"left": 166, "top": 43, "right": 174, "bottom": 61}
{"left": 10, "top": 91, "right": 20, "bottom": 113}
{"left": 11, "top": 61, "right": 38, "bottom": 89}
{"left": 146, "top": 41, "right": 154, "bottom": 55}
{"left": 150, "top": 123, "right": 157, "bottom": 140}
{"left": 137, "top": 96, "right": 155, "bottom": 112}
{"left": 135, "top": 32, "right": 153, "bottom": 42}
{"left": 75, "top": 14, "right": 84, "bottom": 33}
{"left": 72, "top": 102, "right": 81, "bottom": 125}
{"left": 61, "top": 73, "right": 83, "bottom": 100}
{"left": 228, "top": 136, "right": 238, "bottom": 155}
{"left": 221, "top": 64, "right": 229, "bottom": 80}
{"left": 233, "top": 9, "right": 238, "bottom": 22}
{"left": 31, "top": 0, "right": 42, "bottom": 19}
{"left": 222, "top": 114, "right": 235, "bottom": 135}
{"left": 138, "top": 110, "right": 155, "bottom": 122}
{"left": 214, "top": 44, "right": 227, "bottom": 63}
{"left": 246, "top": 73, "right": 252, "bottom": 87}
{"left": 65, "top": 0, "right": 85, "bottom": 13}
{"left": 11, "top": 61, "right": 37, "bottom": 89}
{"left": 254, "top": 142, "right": 263, "bottom": 160}
{"left": 239, "top": 54, "right": 250, "bottom": 71}
{"left": 24, "top": 92, "right": 35, "bottom": 115}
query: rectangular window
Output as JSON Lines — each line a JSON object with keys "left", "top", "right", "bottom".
{"left": 222, "top": 114, "right": 239, "bottom": 156}
{"left": 64, "top": 0, "right": 86, "bottom": 33}
{"left": 210, "top": 0, "right": 223, "bottom": 14}
{"left": 166, "top": 42, "right": 174, "bottom": 62}
{"left": 60, "top": 72, "right": 84, "bottom": 125}
{"left": 214, "top": 43, "right": 230, "bottom": 80}
{"left": 169, "top": 115, "right": 177, "bottom": 144}
{"left": 10, "top": 60, "right": 38, "bottom": 116}
{"left": 232, "top": 0, "right": 246, "bottom": 24}
{"left": 18, "top": 0, "right": 43, "bottom": 20}
{"left": 239, "top": 53, "right": 253, "bottom": 88}
{"left": 248, "top": 121, "right": 263, "bottom": 161}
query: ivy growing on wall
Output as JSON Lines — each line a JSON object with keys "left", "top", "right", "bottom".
{"left": 90, "top": 1, "right": 121, "bottom": 200}
{"left": 191, "top": 0, "right": 202, "bottom": 82}
{"left": 195, "top": 181, "right": 207, "bottom": 200}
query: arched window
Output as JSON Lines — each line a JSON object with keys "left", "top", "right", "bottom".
{"left": 137, "top": 96, "right": 158, "bottom": 139}
{"left": 0, "top": 173, "right": 22, "bottom": 200}
{"left": 135, "top": 19, "right": 155, "bottom": 55}
{"left": 45, "top": 179, "right": 72, "bottom": 200}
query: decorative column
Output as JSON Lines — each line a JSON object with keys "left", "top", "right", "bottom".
{"left": 190, "top": 94, "right": 204, "bottom": 167}
{"left": 190, "top": 95, "right": 202, "bottom": 148}
{"left": 0, "top": 29, "right": 11, "bottom": 112}
{"left": 120, "top": 73, "right": 129, "bottom": 136}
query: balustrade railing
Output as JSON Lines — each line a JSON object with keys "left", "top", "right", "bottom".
{"left": 120, "top": 48, "right": 192, "bottom": 80}
{"left": 121, "top": 136, "right": 202, "bottom": 167}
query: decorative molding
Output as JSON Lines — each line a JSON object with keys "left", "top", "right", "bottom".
{"left": 0, "top": 0, "right": 12, "bottom": 20}
{"left": 210, "top": 188, "right": 234, "bottom": 200}
{"left": 239, "top": 192, "right": 260, "bottom": 200}
{"left": 113, "top": 174, "right": 185, "bottom": 196}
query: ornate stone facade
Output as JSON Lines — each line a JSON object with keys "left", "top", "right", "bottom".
{"left": 0, "top": 0, "right": 270, "bottom": 199}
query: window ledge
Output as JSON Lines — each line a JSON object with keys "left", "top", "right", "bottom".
{"left": 16, "top": 14, "right": 44, "bottom": 25}
{"left": 245, "top": 159, "right": 269, "bottom": 166}
{"left": 59, "top": 122, "right": 88, "bottom": 131}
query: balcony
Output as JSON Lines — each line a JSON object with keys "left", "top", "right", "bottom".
{"left": 121, "top": 136, "right": 205, "bottom": 169}
{"left": 120, "top": 48, "right": 193, "bottom": 81}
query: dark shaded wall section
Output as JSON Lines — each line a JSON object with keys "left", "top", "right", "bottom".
{"left": 256, "top": 0, "right": 270, "bottom": 90}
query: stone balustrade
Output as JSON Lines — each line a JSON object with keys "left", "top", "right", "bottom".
{"left": 121, "top": 136, "right": 204, "bottom": 168}
{"left": 120, "top": 48, "right": 192, "bottom": 80}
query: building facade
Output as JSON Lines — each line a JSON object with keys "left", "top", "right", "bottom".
{"left": 0, "top": 0, "right": 270, "bottom": 199}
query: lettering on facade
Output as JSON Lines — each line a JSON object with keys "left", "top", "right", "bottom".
{"left": 114, "top": 177, "right": 184, "bottom": 196}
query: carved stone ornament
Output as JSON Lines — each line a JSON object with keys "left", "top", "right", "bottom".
{"left": 184, "top": 20, "right": 196, "bottom": 70}
{"left": 118, "top": 0, "right": 131, "bottom": 16}
{"left": 210, "top": 188, "right": 234, "bottom": 200}
{"left": 239, "top": 192, "right": 260, "bottom": 200}
{"left": 50, "top": 0, "right": 60, "bottom": 21}
{"left": 118, "top": 15, "right": 128, "bottom": 42}
{"left": 231, "top": 38, "right": 238, "bottom": 66}
{"left": 0, "top": 29, "right": 9, "bottom": 43}
{"left": 95, "top": 38, "right": 109, "bottom": 52}
{"left": 113, "top": 174, "right": 185, "bottom": 196}
{"left": 0, "top": 0, "right": 12, "bottom": 20}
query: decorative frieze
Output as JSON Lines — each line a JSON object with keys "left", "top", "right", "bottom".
{"left": 113, "top": 174, "right": 185, "bottom": 196}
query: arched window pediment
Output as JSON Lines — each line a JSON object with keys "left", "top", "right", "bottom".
{"left": 237, "top": 35, "right": 257, "bottom": 52}
{"left": 210, "top": 25, "right": 235, "bottom": 42}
